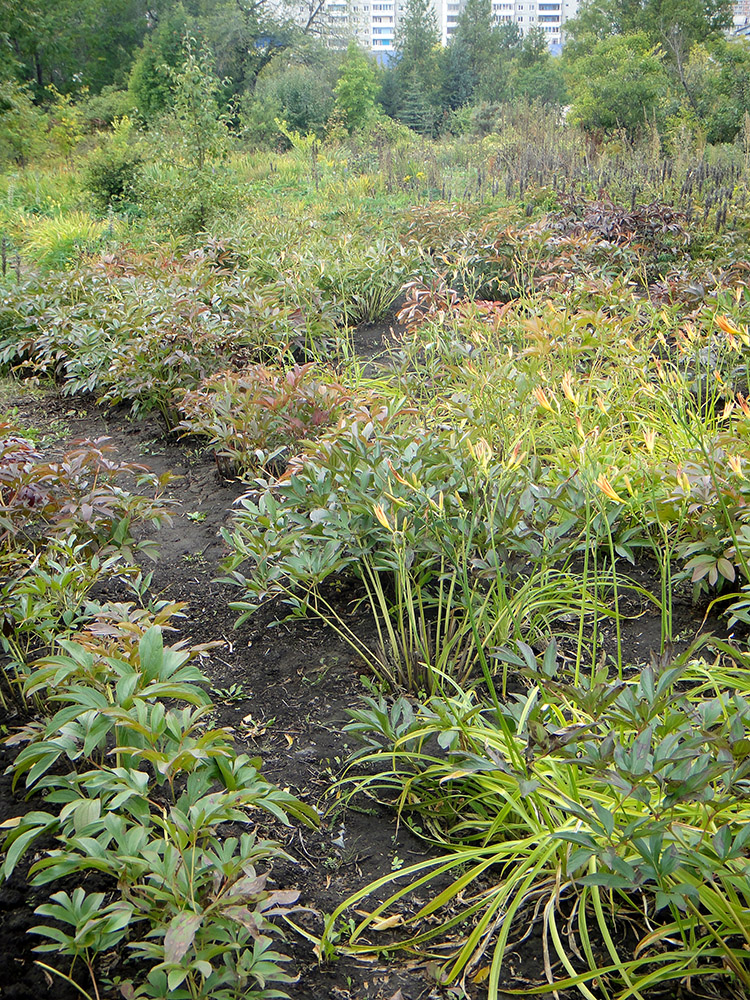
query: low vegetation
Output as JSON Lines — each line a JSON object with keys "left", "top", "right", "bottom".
{"left": 5, "top": 5, "right": 750, "bottom": 997}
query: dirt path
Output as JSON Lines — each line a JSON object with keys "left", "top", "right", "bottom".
{"left": 0, "top": 383, "right": 467, "bottom": 1000}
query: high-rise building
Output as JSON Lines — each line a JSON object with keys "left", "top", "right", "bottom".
{"left": 322, "top": 0, "right": 578, "bottom": 57}
{"left": 438, "top": 0, "right": 579, "bottom": 51}
{"left": 733, "top": 0, "right": 750, "bottom": 31}
{"left": 323, "top": 0, "right": 399, "bottom": 54}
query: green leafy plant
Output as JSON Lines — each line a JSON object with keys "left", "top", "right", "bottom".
{"left": 3, "top": 610, "right": 317, "bottom": 999}
{"left": 223, "top": 408, "right": 596, "bottom": 691}
{"left": 0, "top": 422, "right": 172, "bottom": 706}
{"left": 177, "top": 363, "right": 355, "bottom": 476}
{"left": 83, "top": 115, "right": 143, "bottom": 212}
{"left": 31, "top": 889, "right": 134, "bottom": 1000}
{"left": 325, "top": 640, "right": 750, "bottom": 998}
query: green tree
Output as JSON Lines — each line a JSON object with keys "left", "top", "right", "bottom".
{"left": 443, "top": 0, "right": 501, "bottom": 106}
{"left": 0, "top": 78, "right": 47, "bottom": 165}
{"left": 391, "top": 0, "right": 442, "bottom": 132}
{"left": 511, "top": 59, "right": 567, "bottom": 106}
{"left": 497, "top": 21, "right": 523, "bottom": 50}
{"left": 565, "top": 0, "right": 732, "bottom": 58}
{"left": 334, "top": 43, "right": 379, "bottom": 131}
{"left": 128, "top": 5, "right": 190, "bottom": 119}
{"left": 378, "top": 69, "right": 401, "bottom": 119}
{"left": 0, "top": 0, "right": 40, "bottom": 83}
{"left": 473, "top": 21, "right": 522, "bottom": 105}
{"left": 170, "top": 36, "right": 229, "bottom": 171}
{"left": 695, "top": 39, "right": 750, "bottom": 142}
{"left": 506, "top": 26, "right": 566, "bottom": 105}
{"left": 139, "top": 35, "right": 233, "bottom": 233}
{"left": 395, "top": 0, "right": 440, "bottom": 71}
{"left": 442, "top": 39, "right": 476, "bottom": 110}
{"left": 194, "top": 0, "right": 291, "bottom": 104}
{"left": 3, "top": 0, "right": 159, "bottom": 95}
{"left": 518, "top": 25, "right": 549, "bottom": 67}
{"left": 398, "top": 67, "right": 440, "bottom": 132}
{"left": 244, "top": 58, "right": 335, "bottom": 143}
{"left": 566, "top": 32, "right": 668, "bottom": 135}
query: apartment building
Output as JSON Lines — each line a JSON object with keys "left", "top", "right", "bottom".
{"left": 733, "top": 0, "right": 750, "bottom": 31}
{"left": 439, "top": 0, "right": 578, "bottom": 50}
{"left": 323, "top": 0, "right": 577, "bottom": 56}
{"left": 324, "top": 0, "right": 400, "bottom": 53}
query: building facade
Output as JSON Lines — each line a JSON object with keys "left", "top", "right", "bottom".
{"left": 324, "top": 0, "right": 400, "bottom": 54}
{"left": 323, "top": 0, "right": 578, "bottom": 56}
{"left": 438, "top": 0, "right": 578, "bottom": 50}
{"left": 733, "top": 0, "right": 750, "bottom": 33}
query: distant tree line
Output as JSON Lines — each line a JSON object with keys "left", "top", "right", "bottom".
{"left": 1, "top": 0, "right": 749, "bottom": 155}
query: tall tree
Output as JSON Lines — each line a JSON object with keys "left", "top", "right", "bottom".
{"left": 170, "top": 36, "right": 229, "bottom": 170}
{"left": 3, "top": 0, "right": 157, "bottom": 94}
{"left": 128, "top": 4, "right": 190, "bottom": 118}
{"left": 442, "top": 39, "right": 476, "bottom": 110}
{"left": 504, "top": 26, "right": 566, "bottom": 105}
{"left": 392, "top": 0, "right": 442, "bottom": 132}
{"left": 334, "top": 42, "right": 379, "bottom": 131}
{"left": 565, "top": 0, "right": 732, "bottom": 59}
{"left": 142, "top": 35, "right": 233, "bottom": 233}
{"left": 472, "top": 21, "right": 521, "bottom": 105}
{"left": 566, "top": 32, "right": 668, "bottom": 134}
{"left": 443, "top": 0, "right": 501, "bottom": 106}
{"left": 395, "top": 0, "right": 440, "bottom": 80}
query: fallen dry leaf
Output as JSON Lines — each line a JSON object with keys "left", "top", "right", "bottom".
{"left": 369, "top": 914, "right": 404, "bottom": 931}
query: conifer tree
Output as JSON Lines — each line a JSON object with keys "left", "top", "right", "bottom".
{"left": 392, "top": 0, "right": 441, "bottom": 132}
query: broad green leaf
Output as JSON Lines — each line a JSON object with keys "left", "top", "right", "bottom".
{"left": 139, "top": 626, "right": 164, "bottom": 682}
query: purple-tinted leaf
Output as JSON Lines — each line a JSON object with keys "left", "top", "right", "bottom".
{"left": 164, "top": 911, "right": 202, "bottom": 964}
{"left": 229, "top": 873, "right": 267, "bottom": 900}
{"left": 259, "top": 889, "right": 300, "bottom": 912}
{"left": 222, "top": 905, "right": 260, "bottom": 937}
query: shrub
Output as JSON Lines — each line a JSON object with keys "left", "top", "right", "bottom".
{"left": 243, "top": 63, "right": 335, "bottom": 147}
{"left": 79, "top": 86, "right": 137, "bottom": 129}
{"left": 83, "top": 116, "right": 143, "bottom": 212}
{"left": 177, "top": 363, "right": 354, "bottom": 475}
{"left": 0, "top": 80, "right": 48, "bottom": 167}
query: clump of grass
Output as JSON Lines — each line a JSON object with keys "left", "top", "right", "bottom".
{"left": 17, "top": 210, "right": 116, "bottom": 268}
{"left": 327, "top": 640, "right": 750, "bottom": 999}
